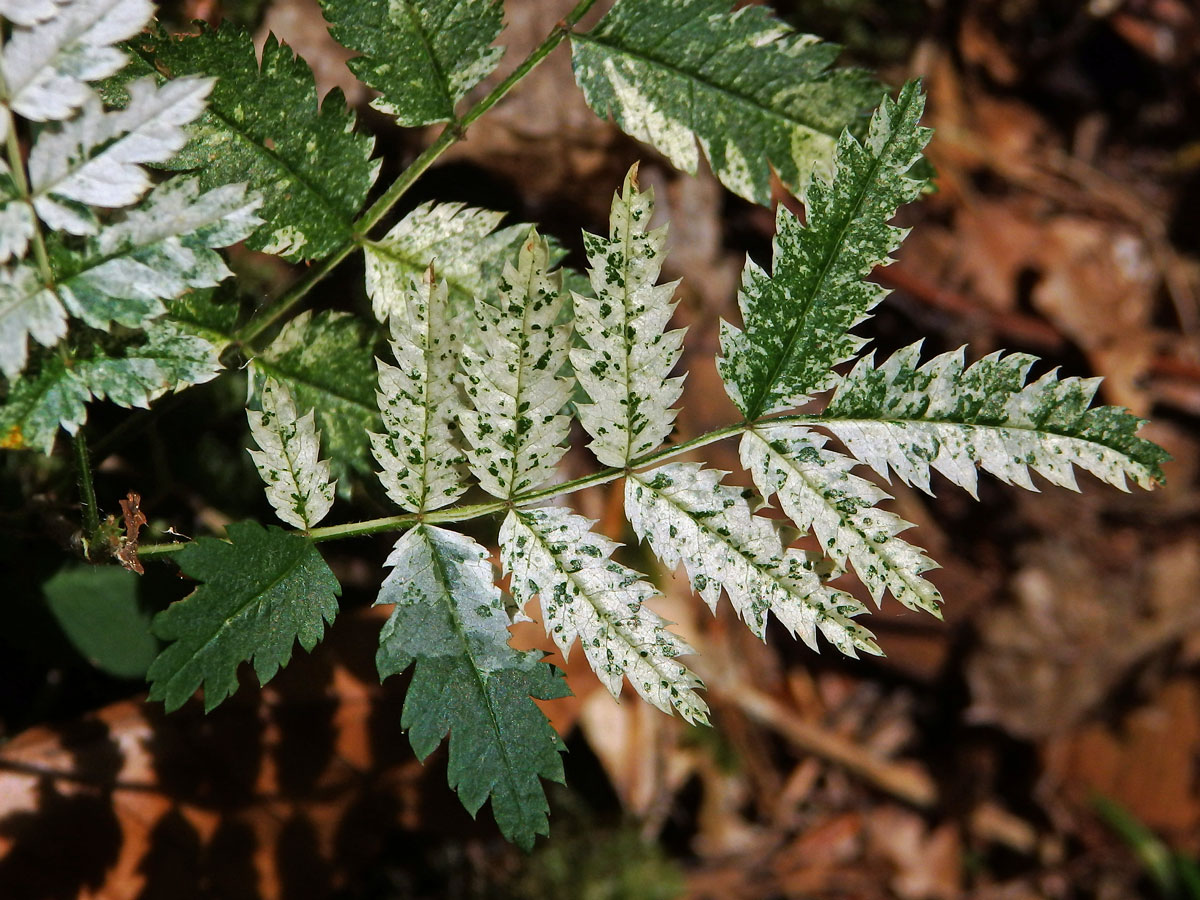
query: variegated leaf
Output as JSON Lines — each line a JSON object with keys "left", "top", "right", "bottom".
{"left": 821, "top": 342, "right": 1169, "bottom": 496}
{"left": 718, "top": 82, "right": 930, "bottom": 419}
{"left": 459, "top": 230, "right": 572, "bottom": 500}
{"left": 247, "top": 376, "right": 336, "bottom": 531}
{"left": 501, "top": 506, "right": 709, "bottom": 724}
{"left": 571, "top": 163, "right": 685, "bottom": 468}
{"left": 626, "top": 462, "right": 879, "bottom": 656}
{"left": 370, "top": 268, "right": 468, "bottom": 513}
{"left": 741, "top": 424, "right": 942, "bottom": 617}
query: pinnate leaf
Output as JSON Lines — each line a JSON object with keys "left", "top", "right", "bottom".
{"left": 247, "top": 376, "right": 336, "bottom": 531}
{"left": 319, "top": 0, "right": 504, "bottom": 126}
{"left": 147, "top": 521, "right": 340, "bottom": 712}
{"left": 822, "top": 342, "right": 1169, "bottom": 496}
{"left": 502, "top": 507, "right": 708, "bottom": 724}
{"left": 741, "top": 424, "right": 942, "bottom": 617}
{"left": 718, "top": 82, "right": 930, "bottom": 419}
{"left": 626, "top": 462, "right": 879, "bottom": 656}
{"left": 571, "top": 0, "right": 882, "bottom": 205}
{"left": 572, "top": 164, "right": 685, "bottom": 467}
{"left": 375, "top": 524, "right": 568, "bottom": 850}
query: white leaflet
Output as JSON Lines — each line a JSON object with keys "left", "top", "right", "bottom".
{"left": 28, "top": 76, "right": 214, "bottom": 234}
{"left": 0, "top": 0, "right": 61, "bottom": 27}
{"left": 56, "top": 178, "right": 263, "bottom": 332}
{"left": 571, "top": 163, "right": 685, "bottom": 467}
{"left": 0, "top": 181, "right": 35, "bottom": 266}
{"left": 0, "top": 0, "right": 154, "bottom": 136}
{"left": 459, "top": 230, "right": 572, "bottom": 499}
{"left": 246, "top": 375, "right": 336, "bottom": 531}
{"left": 371, "top": 269, "right": 468, "bottom": 513}
{"left": 0, "top": 262, "right": 65, "bottom": 379}
{"left": 625, "top": 462, "right": 880, "bottom": 657}
{"left": 823, "top": 343, "right": 1164, "bottom": 496}
{"left": 741, "top": 424, "right": 942, "bottom": 617}
{"left": 502, "top": 506, "right": 709, "bottom": 724}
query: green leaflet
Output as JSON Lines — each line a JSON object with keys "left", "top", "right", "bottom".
{"left": 459, "top": 230, "right": 572, "bottom": 499}
{"left": 626, "top": 462, "right": 880, "bottom": 656}
{"left": 376, "top": 524, "right": 568, "bottom": 850}
{"left": 502, "top": 506, "right": 709, "bottom": 725}
{"left": 740, "top": 424, "right": 942, "bottom": 617}
{"left": 821, "top": 342, "right": 1169, "bottom": 496}
{"left": 571, "top": 0, "right": 882, "bottom": 206}
{"left": 320, "top": 0, "right": 504, "bottom": 126}
{"left": 371, "top": 270, "right": 469, "bottom": 513}
{"left": 571, "top": 163, "right": 685, "bottom": 468}
{"left": 147, "top": 521, "right": 340, "bottom": 712}
{"left": 120, "top": 24, "right": 378, "bottom": 261}
{"left": 254, "top": 310, "right": 380, "bottom": 496}
{"left": 246, "top": 376, "right": 336, "bottom": 531}
{"left": 718, "top": 82, "right": 930, "bottom": 419}
{"left": 0, "top": 324, "right": 220, "bottom": 453}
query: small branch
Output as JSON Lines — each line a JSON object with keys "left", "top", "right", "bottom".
{"left": 235, "top": 0, "right": 600, "bottom": 347}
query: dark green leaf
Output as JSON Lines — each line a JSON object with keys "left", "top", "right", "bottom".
{"left": 43, "top": 564, "right": 158, "bottom": 679}
{"left": 147, "top": 521, "right": 340, "bottom": 712}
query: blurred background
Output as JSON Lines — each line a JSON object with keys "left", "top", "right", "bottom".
{"left": 1, "top": 0, "right": 1198, "bottom": 897}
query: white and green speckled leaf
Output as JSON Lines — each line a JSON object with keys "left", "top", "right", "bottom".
{"left": 116, "top": 24, "right": 379, "bottom": 261}
{"left": 371, "top": 268, "right": 468, "bottom": 513}
{"left": 571, "top": 163, "right": 684, "bottom": 468}
{"left": 741, "top": 424, "right": 942, "bottom": 617}
{"left": 1, "top": 323, "right": 220, "bottom": 453}
{"left": 54, "top": 176, "right": 262, "bottom": 334}
{"left": 718, "top": 82, "right": 930, "bottom": 419}
{"left": 821, "top": 342, "right": 1170, "bottom": 497}
{"left": 320, "top": 0, "right": 503, "bottom": 126}
{"left": 247, "top": 376, "right": 336, "bottom": 531}
{"left": 501, "top": 506, "right": 708, "bottom": 724}
{"left": 626, "top": 462, "right": 879, "bottom": 657}
{"left": 25, "top": 75, "right": 213, "bottom": 235}
{"left": 0, "top": 0, "right": 152, "bottom": 137}
{"left": 364, "top": 201, "right": 528, "bottom": 326}
{"left": 459, "top": 230, "right": 572, "bottom": 500}
{"left": 570, "top": 0, "right": 882, "bottom": 206}
{"left": 375, "top": 524, "right": 568, "bottom": 851}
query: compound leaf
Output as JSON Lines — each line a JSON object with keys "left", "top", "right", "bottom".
{"left": 460, "top": 229, "right": 572, "bottom": 499}
{"left": 821, "top": 342, "right": 1169, "bottom": 496}
{"left": 147, "top": 521, "right": 340, "bottom": 712}
{"left": 253, "top": 310, "right": 380, "bottom": 494}
{"left": 375, "top": 524, "right": 568, "bottom": 850}
{"left": 571, "top": 163, "right": 684, "bottom": 467}
{"left": 247, "top": 376, "right": 336, "bottom": 531}
{"left": 128, "top": 24, "right": 379, "bottom": 261}
{"left": 718, "top": 82, "right": 930, "bottom": 419}
{"left": 319, "top": 0, "right": 504, "bottom": 126}
{"left": 741, "top": 424, "right": 942, "bottom": 616}
{"left": 570, "top": 0, "right": 882, "bottom": 205}
{"left": 626, "top": 462, "right": 879, "bottom": 656}
{"left": 502, "top": 506, "right": 708, "bottom": 724}
{"left": 371, "top": 268, "right": 468, "bottom": 513}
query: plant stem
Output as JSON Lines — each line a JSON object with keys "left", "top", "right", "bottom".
{"left": 235, "top": 0, "right": 599, "bottom": 347}
{"left": 73, "top": 430, "right": 101, "bottom": 546}
{"left": 138, "top": 414, "right": 821, "bottom": 558}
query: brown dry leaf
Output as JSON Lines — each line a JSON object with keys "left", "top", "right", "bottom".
{"left": 1042, "top": 676, "right": 1200, "bottom": 840}
{"left": 0, "top": 610, "right": 448, "bottom": 900}
{"left": 115, "top": 491, "right": 147, "bottom": 575}
{"left": 866, "top": 806, "right": 962, "bottom": 900}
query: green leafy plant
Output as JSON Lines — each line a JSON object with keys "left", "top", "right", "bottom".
{"left": 0, "top": 0, "right": 1168, "bottom": 850}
